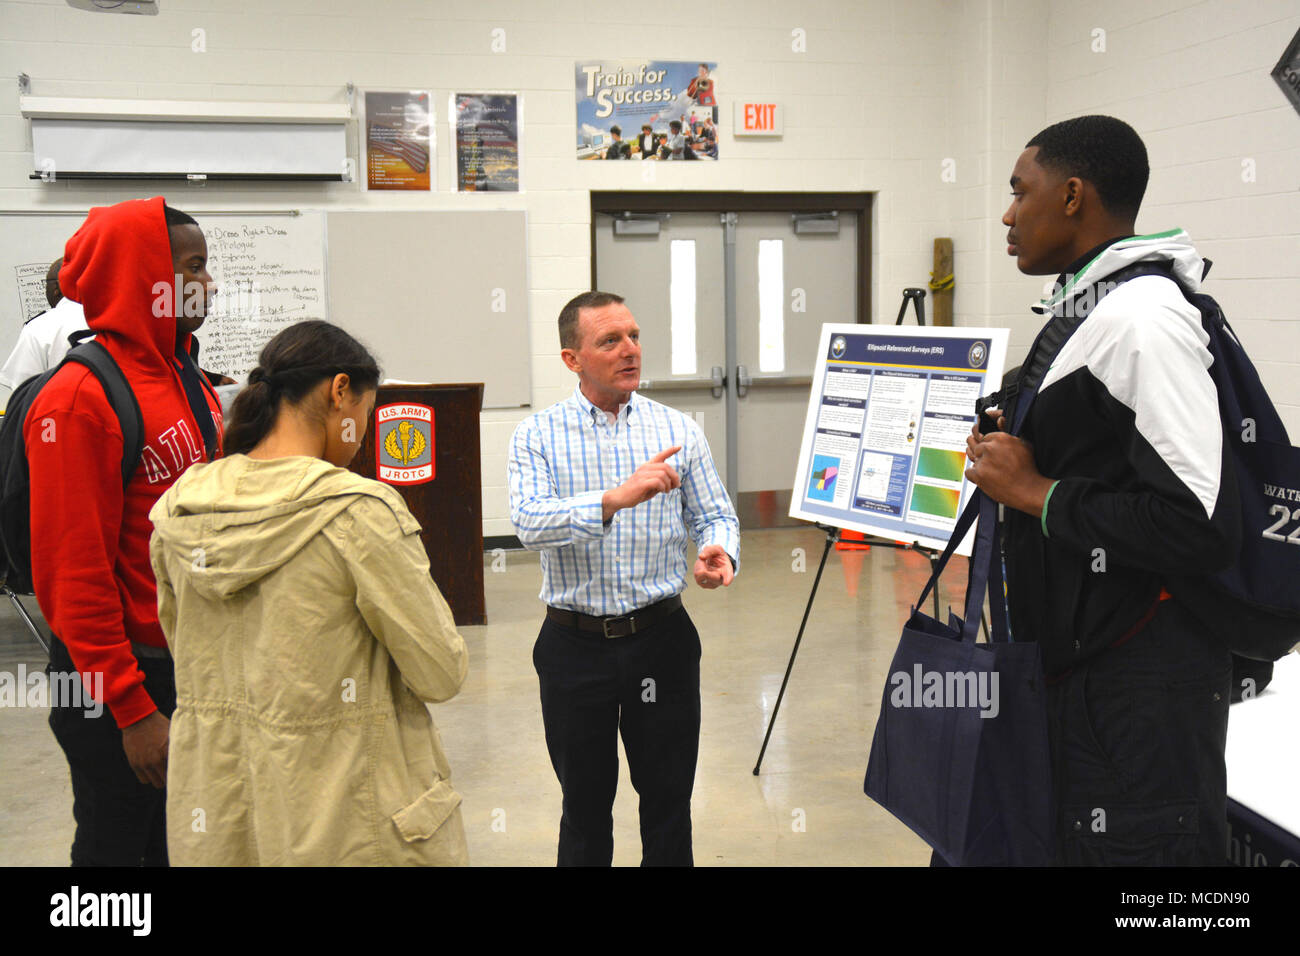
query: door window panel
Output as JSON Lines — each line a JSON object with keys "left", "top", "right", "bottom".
{"left": 670, "top": 238, "right": 697, "bottom": 375}
{"left": 758, "top": 239, "right": 785, "bottom": 373}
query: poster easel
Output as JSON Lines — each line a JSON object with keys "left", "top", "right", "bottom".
{"left": 753, "top": 299, "right": 1008, "bottom": 774}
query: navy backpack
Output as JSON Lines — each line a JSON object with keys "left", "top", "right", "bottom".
{"left": 1088, "top": 261, "right": 1299, "bottom": 662}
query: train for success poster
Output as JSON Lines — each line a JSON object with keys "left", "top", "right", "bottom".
{"left": 575, "top": 60, "right": 719, "bottom": 161}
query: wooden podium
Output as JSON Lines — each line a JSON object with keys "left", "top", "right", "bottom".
{"left": 350, "top": 383, "right": 486, "bottom": 626}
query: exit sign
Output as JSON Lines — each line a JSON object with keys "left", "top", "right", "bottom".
{"left": 734, "top": 101, "right": 783, "bottom": 136}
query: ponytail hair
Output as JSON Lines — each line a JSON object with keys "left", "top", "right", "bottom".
{"left": 224, "top": 320, "right": 381, "bottom": 456}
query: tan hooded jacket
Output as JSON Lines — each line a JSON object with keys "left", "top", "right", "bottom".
{"left": 149, "top": 454, "right": 469, "bottom": 866}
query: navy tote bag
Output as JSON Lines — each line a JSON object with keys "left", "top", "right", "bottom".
{"left": 864, "top": 490, "right": 1053, "bottom": 866}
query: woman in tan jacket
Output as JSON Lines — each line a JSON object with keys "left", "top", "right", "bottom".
{"left": 149, "top": 320, "right": 469, "bottom": 865}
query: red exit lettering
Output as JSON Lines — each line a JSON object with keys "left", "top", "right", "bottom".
{"left": 743, "top": 103, "right": 777, "bottom": 131}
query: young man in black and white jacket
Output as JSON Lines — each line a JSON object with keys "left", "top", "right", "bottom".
{"left": 965, "top": 115, "right": 1241, "bottom": 866}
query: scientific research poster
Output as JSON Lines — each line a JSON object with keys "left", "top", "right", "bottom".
{"left": 789, "top": 324, "right": 1008, "bottom": 555}
{"left": 575, "top": 60, "right": 719, "bottom": 160}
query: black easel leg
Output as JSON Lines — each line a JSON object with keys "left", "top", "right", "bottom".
{"left": 753, "top": 528, "right": 836, "bottom": 775}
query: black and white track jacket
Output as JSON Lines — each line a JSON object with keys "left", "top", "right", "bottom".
{"left": 1000, "top": 230, "right": 1242, "bottom": 675}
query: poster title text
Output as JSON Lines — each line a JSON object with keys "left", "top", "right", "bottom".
{"left": 581, "top": 64, "right": 674, "bottom": 117}
{"left": 864, "top": 344, "right": 947, "bottom": 355}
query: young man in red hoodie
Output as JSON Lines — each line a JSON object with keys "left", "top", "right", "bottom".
{"left": 30, "top": 197, "right": 224, "bottom": 866}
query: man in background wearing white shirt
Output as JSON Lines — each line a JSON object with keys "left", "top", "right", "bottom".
{"left": 0, "top": 257, "right": 88, "bottom": 396}
{"left": 2, "top": 257, "right": 234, "bottom": 405}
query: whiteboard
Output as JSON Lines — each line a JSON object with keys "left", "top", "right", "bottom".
{"left": 0, "top": 209, "right": 532, "bottom": 408}
{"left": 1, "top": 212, "right": 91, "bottom": 340}
{"left": 0, "top": 210, "right": 327, "bottom": 382}
{"left": 325, "top": 210, "right": 531, "bottom": 408}
{"left": 195, "top": 212, "right": 328, "bottom": 378}
{"left": 789, "top": 323, "right": 1009, "bottom": 556}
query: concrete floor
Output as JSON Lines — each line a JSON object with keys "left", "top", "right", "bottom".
{"left": 0, "top": 527, "right": 968, "bottom": 866}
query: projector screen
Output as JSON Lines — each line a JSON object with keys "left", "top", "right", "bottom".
{"left": 30, "top": 118, "right": 347, "bottom": 178}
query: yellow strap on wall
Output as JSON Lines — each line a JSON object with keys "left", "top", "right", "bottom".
{"left": 928, "top": 271, "right": 954, "bottom": 293}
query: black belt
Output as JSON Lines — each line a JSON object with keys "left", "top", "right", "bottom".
{"left": 546, "top": 595, "right": 682, "bottom": 639}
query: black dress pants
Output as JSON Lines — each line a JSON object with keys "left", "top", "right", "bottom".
{"left": 47, "top": 638, "right": 176, "bottom": 867}
{"left": 1047, "top": 598, "right": 1232, "bottom": 866}
{"left": 533, "top": 606, "right": 702, "bottom": 866}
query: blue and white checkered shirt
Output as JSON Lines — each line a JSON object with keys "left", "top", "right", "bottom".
{"left": 508, "top": 386, "right": 740, "bottom": 617}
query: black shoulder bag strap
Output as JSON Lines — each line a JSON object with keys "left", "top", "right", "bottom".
{"left": 1007, "top": 301, "right": 1090, "bottom": 436}
{"left": 1005, "top": 261, "right": 1179, "bottom": 436}
{"left": 62, "top": 342, "right": 145, "bottom": 486}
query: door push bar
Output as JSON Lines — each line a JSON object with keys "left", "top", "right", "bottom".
{"left": 710, "top": 365, "right": 726, "bottom": 398}
{"left": 735, "top": 364, "right": 752, "bottom": 398}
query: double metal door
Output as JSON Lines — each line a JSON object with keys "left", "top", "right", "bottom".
{"left": 595, "top": 208, "right": 859, "bottom": 526}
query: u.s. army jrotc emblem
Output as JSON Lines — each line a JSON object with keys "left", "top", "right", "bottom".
{"left": 375, "top": 403, "right": 435, "bottom": 485}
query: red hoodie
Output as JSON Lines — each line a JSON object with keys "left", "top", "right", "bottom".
{"left": 26, "top": 197, "right": 223, "bottom": 728}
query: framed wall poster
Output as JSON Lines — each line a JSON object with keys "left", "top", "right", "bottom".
{"left": 575, "top": 60, "right": 719, "bottom": 161}
{"left": 366, "top": 90, "right": 433, "bottom": 191}
{"left": 452, "top": 93, "right": 520, "bottom": 192}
